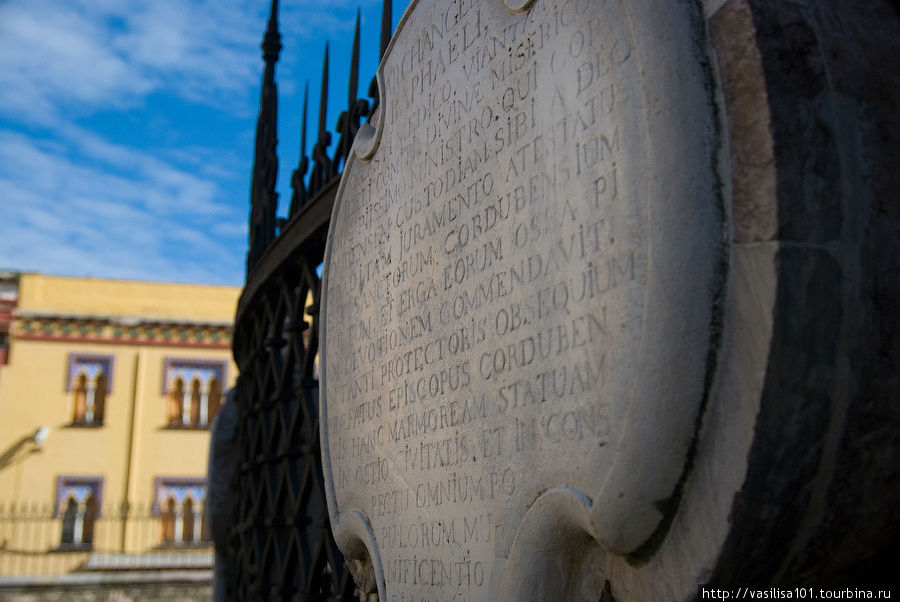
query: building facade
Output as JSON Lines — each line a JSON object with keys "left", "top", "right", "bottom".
{"left": 0, "top": 272, "right": 239, "bottom": 576}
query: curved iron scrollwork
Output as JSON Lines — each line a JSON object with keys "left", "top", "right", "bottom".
{"left": 232, "top": 0, "right": 393, "bottom": 599}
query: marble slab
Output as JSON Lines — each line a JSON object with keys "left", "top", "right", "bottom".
{"left": 321, "top": 0, "right": 723, "bottom": 598}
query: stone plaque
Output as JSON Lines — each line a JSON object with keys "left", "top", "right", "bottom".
{"left": 321, "top": 0, "right": 722, "bottom": 598}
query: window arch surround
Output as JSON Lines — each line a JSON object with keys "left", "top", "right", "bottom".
{"left": 162, "top": 358, "right": 226, "bottom": 428}
{"left": 154, "top": 477, "right": 208, "bottom": 546}
{"left": 66, "top": 354, "right": 113, "bottom": 425}
{"left": 55, "top": 476, "right": 103, "bottom": 547}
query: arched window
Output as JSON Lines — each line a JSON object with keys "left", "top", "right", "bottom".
{"left": 163, "top": 359, "right": 227, "bottom": 428}
{"left": 67, "top": 355, "right": 112, "bottom": 426}
{"left": 189, "top": 377, "right": 202, "bottom": 425}
{"left": 93, "top": 373, "right": 106, "bottom": 423}
{"left": 82, "top": 494, "right": 96, "bottom": 544}
{"left": 183, "top": 497, "right": 195, "bottom": 542}
{"left": 208, "top": 376, "right": 222, "bottom": 423}
{"left": 57, "top": 477, "right": 102, "bottom": 548}
{"left": 161, "top": 497, "right": 176, "bottom": 543}
{"left": 72, "top": 374, "right": 88, "bottom": 423}
{"left": 61, "top": 497, "right": 77, "bottom": 544}
{"left": 168, "top": 377, "right": 184, "bottom": 426}
{"left": 155, "top": 478, "right": 208, "bottom": 545}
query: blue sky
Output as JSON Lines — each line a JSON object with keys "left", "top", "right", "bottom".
{"left": 0, "top": 0, "right": 410, "bottom": 286}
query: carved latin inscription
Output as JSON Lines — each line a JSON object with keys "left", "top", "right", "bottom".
{"left": 322, "top": 1, "right": 721, "bottom": 599}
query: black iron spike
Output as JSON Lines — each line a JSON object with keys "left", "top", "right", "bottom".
{"left": 288, "top": 82, "right": 310, "bottom": 218}
{"left": 349, "top": 9, "right": 361, "bottom": 107}
{"left": 309, "top": 42, "right": 333, "bottom": 196}
{"left": 300, "top": 81, "right": 309, "bottom": 160}
{"left": 262, "top": 0, "right": 281, "bottom": 64}
{"left": 248, "top": 0, "right": 281, "bottom": 273}
{"left": 318, "top": 42, "right": 329, "bottom": 136}
{"left": 333, "top": 9, "right": 370, "bottom": 178}
{"left": 380, "top": 0, "right": 392, "bottom": 59}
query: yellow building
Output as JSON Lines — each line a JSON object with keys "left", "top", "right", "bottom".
{"left": 0, "top": 272, "right": 239, "bottom": 576}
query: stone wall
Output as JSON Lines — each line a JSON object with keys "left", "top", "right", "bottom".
{"left": 0, "top": 571, "right": 211, "bottom": 602}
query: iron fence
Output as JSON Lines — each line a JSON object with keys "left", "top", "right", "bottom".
{"left": 228, "top": 0, "right": 392, "bottom": 599}
{"left": 0, "top": 501, "right": 212, "bottom": 577}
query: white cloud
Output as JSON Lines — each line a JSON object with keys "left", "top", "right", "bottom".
{"left": 0, "top": 0, "right": 264, "bottom": 125}
{"left": 0, "top": 130, "right": 247, "bottom": 285}
{"left": 0, "top": 0, "right": 401, "bottom": 285}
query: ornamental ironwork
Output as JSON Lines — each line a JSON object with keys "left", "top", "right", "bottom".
{"left": 231, "top": 0, "right": 392, "bottom": 599}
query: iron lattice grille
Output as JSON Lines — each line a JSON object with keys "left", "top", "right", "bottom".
{"left": 231, "top": 239, "right": 356, "bottom": 600}
{"left": 232, "top": 0, "right": 392, "bottom": 598}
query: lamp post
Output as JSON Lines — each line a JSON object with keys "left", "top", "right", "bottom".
{"left": 6, "top": 426, "right": 50, "bottom": 507}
